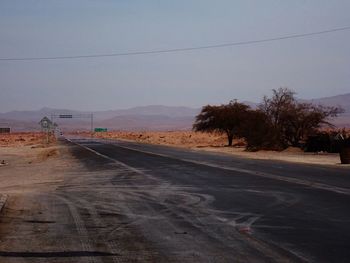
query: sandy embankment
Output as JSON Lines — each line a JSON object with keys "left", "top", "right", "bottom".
{"left": 87, "top": 131, "right": 343, "bottom": 166}
{"left": 0, "top": 132, "right": 70, "bottom": 193}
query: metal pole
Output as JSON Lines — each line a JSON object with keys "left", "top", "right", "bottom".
{"left": 91, "top": 113, "right": 93, "bottom": 138}
{"left": 50, "top": 114, "right": 54, "bottom": 140}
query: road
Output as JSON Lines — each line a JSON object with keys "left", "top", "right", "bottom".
{"left": 1, "top": 137, "right": 350, "bottom": 262}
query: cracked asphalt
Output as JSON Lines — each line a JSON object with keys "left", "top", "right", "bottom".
{"left": 0, "top": 137, "right": 349, "bottom": 262}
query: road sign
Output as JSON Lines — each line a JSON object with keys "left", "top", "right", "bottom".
{"left": 0, "top": 128, "right": 10, "bottom": 133}
{"left": 0, "top": 123, "right": 10, "bottom": 133}
{"left": 51, "top": 113, "right": 94, "bottom": 137}
{"left": 94, "top": 128, "right": 107, "bottom": 132}
{"left": 39, "top": 116, "right": 53, "bottom": 130}
{"left": 59, "top": 114, "right": 73, "bottom": 119}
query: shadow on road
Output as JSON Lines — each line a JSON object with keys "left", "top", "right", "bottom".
{"left": 0, "top": 251, "right": 118, "bottom": 258}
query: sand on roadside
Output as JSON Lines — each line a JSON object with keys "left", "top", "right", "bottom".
{"left": 0, "top": 132, "right": 56, "bottom": 147}
{"left": 195, "top": 146, "right": 342, "bottom": 166}
{"left": 0, "top": 133, "right": 74, "bottom": 194}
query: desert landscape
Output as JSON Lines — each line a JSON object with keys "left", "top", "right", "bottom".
{"left": 2, "top": 2, "right": 350, "bottom": 261}
{"left": 0, "top": 133, "right": 58, "bottom": 169}
{"left": 1, "top": 128, "right": 349, "bottom": 262}
{"left": 1, "top": 131, "right": 346, "bottom": 168}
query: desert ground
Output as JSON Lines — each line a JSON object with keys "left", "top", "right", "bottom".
{"left": 0, "top": 133, "right": 63, "bottom": 195}
{"left": 0, "top": 132, "right": 56, "bottom": 147}
{"left": 74, "top": 131, "right": 344, "bottom": 166}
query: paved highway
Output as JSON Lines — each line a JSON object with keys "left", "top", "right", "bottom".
{"left": 67, "top": 138, "right": 350, "bottom": 262}
{"left": 1, "top": 137, "right": 350, "bottom": 262}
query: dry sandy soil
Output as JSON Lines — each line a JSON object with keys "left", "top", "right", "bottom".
{"left": 0, "top": 133, "right": 66, "bottom": 194}
{"left": 80, "top": 131, "right": 344, "bottom": 166}
{"left": 0, "top": 132, "right": 55, "bottom": 147}
{"left": 92, "top": 131, "right": 228, "bottom": 147}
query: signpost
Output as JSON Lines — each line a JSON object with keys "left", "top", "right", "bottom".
{"left": 50, "top": 113, "right": 94, "bottom": 137}
{"left": 0, "top": 128, "right": 10, "bottom": 133}
{"left": 94, "top": 128, "right": 107, "bottom": 132}
{"left": 0, "top": 123, "right": 10, "bottom": 134}
{"left": 58, "top": 114, "right": 73, "bottom": 119}
{"left": 39, "top": 117, "right": 53, "bottom": 143}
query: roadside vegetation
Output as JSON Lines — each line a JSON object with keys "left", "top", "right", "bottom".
{"left": 193, "top": 88, "right": 345, "bottom": 151}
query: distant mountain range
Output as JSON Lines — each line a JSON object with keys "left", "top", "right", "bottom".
{"left": 0, "top": 105, "right": 200, "bottom": 131}
{"left": 307, "top": 93, "right": 350, "bottom": 113}
{"left": 0, "top": 105, "right": 199, "bottom": 122}
{"left": 1, "top": 93, "right": 349, "bottom": 131}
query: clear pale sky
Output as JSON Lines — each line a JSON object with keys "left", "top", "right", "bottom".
{"left": 1, "top": 0, "right": 349, "bottom": 112}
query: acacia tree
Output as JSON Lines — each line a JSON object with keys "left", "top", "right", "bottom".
{"left": 258, "top": 87, "right": 295, "bottom": 148}
{"left": 238, "top": 109, "right": 274, "bottom": 150}
{"left": 259, "top": 87, "right": 343, "bottom": 148}
{"left": 193, "top": 88, "right": 343, "bottom": 150}
{"left": 281, "top": 103, "right": 342, "bottom": 147}
{"left": 193, "top": 101, "right": 250, "bottom": 146}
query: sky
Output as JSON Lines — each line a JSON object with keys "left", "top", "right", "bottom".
{"left": 0, "top": 0, "right": 350, "bottom": 112}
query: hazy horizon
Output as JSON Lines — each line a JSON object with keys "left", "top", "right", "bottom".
{"left": 1, "top": 90, "right": 350, "bottom": 114}
{"left": 1, "top": 1, "right": 350, "bottom": 112}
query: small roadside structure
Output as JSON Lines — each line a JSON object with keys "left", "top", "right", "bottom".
{"left": 0, "top": 123, "right": 10, "bottom": 134}
{"left": 336, "top": 132, "right": 350, "bottom": 164}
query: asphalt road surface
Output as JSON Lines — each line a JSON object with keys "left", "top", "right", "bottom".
{"left": 1, "top": 137, "right": 350, "bottom": 263}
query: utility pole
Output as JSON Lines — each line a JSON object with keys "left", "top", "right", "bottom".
{"left": 91, "top": 113, "right": 94, "bottom": 138}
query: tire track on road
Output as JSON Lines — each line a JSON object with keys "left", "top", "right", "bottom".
{"left": 67, "top": 138, "right": 309, "bottom": 262}
{"left": 74, "top": 197, "right": 125, "bottom": 263}
{"left": 54, "top": 194, "right": 102, "bottom": 263}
